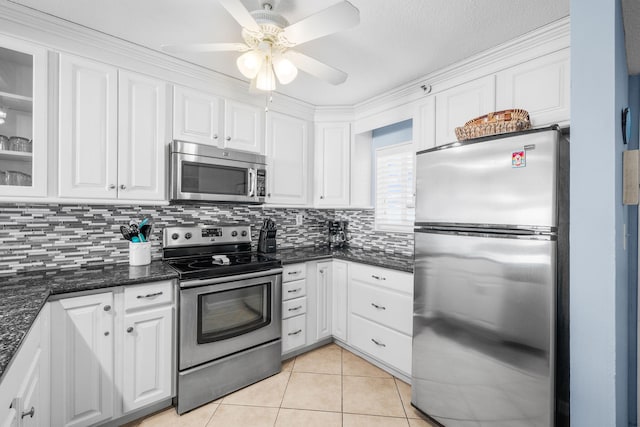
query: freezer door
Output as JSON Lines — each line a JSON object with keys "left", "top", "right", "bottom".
{"left": 411, "top": 230, "right": 555, "bottom": 427}
{"left": 415, "top": 129, "right": 559, "bottom": 228}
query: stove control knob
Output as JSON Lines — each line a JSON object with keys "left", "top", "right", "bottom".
{"left": 185, "top": 232, "right": 192, "bottom": 240}
{"left": 231, "top": 231, "right": 238, "bottom": 237}
{"left": 241, "top": 231, "right": 248, "bottom": 237}
{"left": 171, "top": 233, "right": 179, "bottom": 240}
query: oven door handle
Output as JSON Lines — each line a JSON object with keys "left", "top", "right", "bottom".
{"left": 180, "top": 268, "right": 283, "bottom": 288}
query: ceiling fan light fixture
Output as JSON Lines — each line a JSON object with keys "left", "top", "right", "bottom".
{"left": 255, "top": 57, "right": 276, "bottom": 91}
{"left": 236, "top": 50, "right": 264, "bottom": 79}
{"left": 272, "top": 55, "right": 298, "bottom": 85}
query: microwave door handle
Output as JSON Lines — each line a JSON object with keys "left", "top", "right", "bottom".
{"left": 248, "top": 168, "right": 256, "bottom": 197}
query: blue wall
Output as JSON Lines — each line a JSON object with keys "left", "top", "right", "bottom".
{"left": 570, "top": 0, "right": 630, "bottom": 425}
{"left": 371, "top": 119, "right": 413, "bottom": 149}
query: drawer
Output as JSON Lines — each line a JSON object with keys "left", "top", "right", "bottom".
{"left": 282, "top": 314, "right": 306, "bottom": 353}
{"left": 282, "top": 297, "right": 307, "bottom": 319}
{"left": 282, "top": 279, "right": 307, "bottom": 301}
{"left": 350, "top": 263, "right": 413, "bottom": 294}
{"left": 124, "top": 280, "right": 174, "bottom": 311}
{"left": 349, "top": 313, "right": 412, "bottom": 375}
{"left": 350, "top": 281, "right": 413, "bottom": 335}
{"left": 283, "top": 263, "right": 306, "bottom": 282}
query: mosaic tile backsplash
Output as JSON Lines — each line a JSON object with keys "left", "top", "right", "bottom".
{"left": 0, "top": 203, "right": 414, "bottom": 275}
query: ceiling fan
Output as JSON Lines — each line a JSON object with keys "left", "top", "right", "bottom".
{"left": 162, "top": 0, "right": 360, "bottom": 91}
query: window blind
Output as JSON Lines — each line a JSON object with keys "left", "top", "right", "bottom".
{"left": 375, "top": 142, "right": 415, "bottom": 232}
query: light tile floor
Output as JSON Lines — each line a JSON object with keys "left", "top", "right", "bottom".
{"left": 124, "top": 343, "right": 438, "bottom": 427}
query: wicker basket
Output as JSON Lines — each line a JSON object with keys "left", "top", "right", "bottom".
{"left": 454, "top": 109, "right": 531, "bottom": 141}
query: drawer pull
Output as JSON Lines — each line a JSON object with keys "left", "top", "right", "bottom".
{"left": 287, "top": 271, "right": 301, "bottom": 275}
{"left": 137, "top": 291, "right": 163, "bottom": 299}
{"left": 371, "top": 338, "right": 386, "bottom": 347}
{"left": 287, "top": 288, "right": 302, "bottom": 293}
{"left": 371, "top": 303, "right": 386, "bottom": 310}
{"left": 288, "top": 329, "right": 303, "bottom": 336}
{"left": 21, "top": 406, "right": 35, "bottom": 419}
{"left": 288, "top": 305, "right": 303, "bottom": 312}
{"left": 371, "top": 274, "right": 386, "bottom": 281}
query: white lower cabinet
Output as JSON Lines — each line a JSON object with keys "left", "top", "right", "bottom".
{"left": 281, "top": 264, "right": 307, "bottom": 355}
{"left": 347, "top": 263, "right": 413, "bottom": 376}
{"left": 0, "top": 305, "right": 50, "bottom": 427}
{"left": 311, "top": 261, "right": 332, "bottom": 342}
{"left": 51, "top": 281, "right": 175, "bottom": 426}
{"left": 331, "top": 260, "right": 348, "bottom": 342}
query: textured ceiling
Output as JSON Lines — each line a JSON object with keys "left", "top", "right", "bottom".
{"left": 622, "top": 0, "right": 640, "bottom": 75}
{"left": 10, "top": 0, "right": 570, "bottom": 105}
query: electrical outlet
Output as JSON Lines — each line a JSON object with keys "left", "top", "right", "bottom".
{"left": 295, "top": 214, "right": 303, "bottom": 226}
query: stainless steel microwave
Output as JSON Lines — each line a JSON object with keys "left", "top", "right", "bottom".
{"left": 170, "top": 140, "right": 266, "bottom": 203}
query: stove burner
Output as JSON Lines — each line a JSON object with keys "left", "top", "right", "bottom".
{"left": 166, "top": 252, "right": 281, "bottom": 281}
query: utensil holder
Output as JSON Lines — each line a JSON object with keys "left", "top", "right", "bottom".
{"left": 129, "top": 241, "right": 151, "bottom": 266}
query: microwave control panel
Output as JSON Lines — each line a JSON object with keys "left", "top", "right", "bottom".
{"left": 256, "top": 169, "right": 266, "bottom": 197}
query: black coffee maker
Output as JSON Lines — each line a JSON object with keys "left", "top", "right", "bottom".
{"left": 258, "top": 218, "right": 277, "bottom": 253}
{"left": 327, "top": 220, "right": 349, "bottom": 248}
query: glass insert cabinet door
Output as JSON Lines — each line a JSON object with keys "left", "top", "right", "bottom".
{"left": 0, "top": 35, "right": 47, "bottom": 197}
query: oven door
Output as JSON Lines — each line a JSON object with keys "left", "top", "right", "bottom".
{"left": 179, "top": 269, "right": 282, "bottom": 370}
{"left": 171, "top": 152, "right": 262, "bottom": 203}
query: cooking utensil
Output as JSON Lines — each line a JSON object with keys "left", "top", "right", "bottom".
{"left": 120, "top": 225, "right": 134, "bottom": 241}
{"left": 140, "top": 224, "right": 152, "bottom": 240}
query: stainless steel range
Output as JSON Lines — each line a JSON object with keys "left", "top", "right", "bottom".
{"left": 163, "top": 224, "right": 282, "bottom": 414}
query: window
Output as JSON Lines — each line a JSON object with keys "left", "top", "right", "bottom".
{"left": 375, "top": 141, "right": 415, "bottom": 232}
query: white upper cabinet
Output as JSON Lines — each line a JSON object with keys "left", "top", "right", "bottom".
{"left": 173, "top": 86, "right": 221, "bottom": 146}
{"left": 496, "top": 49, "right": 570, "bottom": 127}
{"left": 117, "top": 70, "right": 169, "bottom": 201}
{"left": 413, "top": 96, "right": 436, "bottom": 152}
{"left": 59, "top": 54, "right": 168, "bottom": 201}
{"left": 173, "top": 85, "right": 264, "bottom": 154}
{"left": 223, "top": 99, "right": 264, "bottom": 153}
{"left": 0, "top": 35, "right": 48, "bottom": 198}
{"left": 314, "top": 122, "right": 350, "bottom": 207}
{"left": 59, "top": 54, "right": 118, "bottom": 199}
{"left": 266, "top": 111, "right": 309, "bottom": 205}
{"left": 434, "top": 75, "right": 496, "bottom": 146}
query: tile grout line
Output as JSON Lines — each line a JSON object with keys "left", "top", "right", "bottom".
{"left": 340, "top": 345, "right": 344, "bottom": 426}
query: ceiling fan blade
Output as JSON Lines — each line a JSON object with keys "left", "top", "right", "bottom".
{"left": 285, "top": 51, "right": 347, "bottom": 85}
{"left": 281, "top": 2, "right": 360, "bottom": 46}
{"left": 218, "top": 0, "right": 262, "bottom": 33}
{"left": 161, "top": 43, "right": 248, "bottom": 53}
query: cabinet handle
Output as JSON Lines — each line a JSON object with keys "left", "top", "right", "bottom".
{"left": 320, "top": 195, "right": 324, "bottom": 199}
{"left": 288, "top": 305, "right": 303, "bottom": 312}
{"left": 137, "top": 291, "right": 163, "bottom": 299}
{"left": 287, "top": 288, "right": 301, "bottom": 293}
{"left": 371, "top": 303, "right": 386, "bottom": 310}
{"left": 108, "top": 184, "right": 116, "bottom": 190}
{"left": 127, "top": 327, "right": 134, "bottom": 333}
{"left": 371, "top": 338, "right": 386, "bottom": 347}
{"left": 287, "top": 271, "right": 300, "bottom": 275}
{"left": 371, "top": 274, "right": 386, "bottom": 281}
{"left": 21, "top": 406, "right": 35, "bottom": 419}
{"left": 225, "top": 136, "right": 231, "bottom": 141}
{"left": 213, "top": 134, "right": 218, "bottom": 139}
{"left": 104, "top": 331, "right": 110, "bottom": 336}
{"left": 268, "top": 193, "right": 271, "bottom": 197}
{"left": 103, "top": 305, "right": 111, "bottom": 312}
{"left": 288, "top": 329, "right": 302, "bottom": 336}
{"left": 120, "top": 184, "right": 126, "bottom": 190}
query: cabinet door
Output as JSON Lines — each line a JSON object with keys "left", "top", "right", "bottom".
{"left": 315, "top": 122, "right": 350, "bottom": 206}
{"left": 434, "top": 75, "right": 496, "bottom": 146}
{"left": 496, "top": 49, "right": 570, "bottom": 127}
{"left": 118, "top": 71, "right": 169, "bottom": 201}
{"left": 59, "top": 54, "right": 118, "bottom": 199}
{"left": 51, "top": 292, "right": 114, "bottom": 427}
{"left": 331, "top": 261, "right": 348, "bottom": 341}
{"left": 173, "top": 86, "right": 221, "bottom": 146}
{"left": 122, "top": 306, "right": 173, "bottom": 412}
{"left": 315, "top": 262, "right": 332, "bottom": 340}
{"left": 0, "top": 35, "right": 48, "bottom": 197}
{"left": 413, "top": 96, "right": 436, "bottom": 152}
{"left": 17, "top": 349, "right": 42, "bottom": 427}
{"left": 266, "top": 112, "right": 308, "bottom": 205}
{"left": 223, "top": 99, "right": 264, "bottom": 153}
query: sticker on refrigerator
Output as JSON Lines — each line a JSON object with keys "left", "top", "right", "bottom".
{"left": 512, "top": 151, "right": 526, "bottom": 168}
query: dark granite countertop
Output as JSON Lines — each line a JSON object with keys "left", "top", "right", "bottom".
{"left": 274, "top": 245, "right": 414, "bottom": 273}
{"left": 0, "top": 261, "right": 178, "bottom": 384}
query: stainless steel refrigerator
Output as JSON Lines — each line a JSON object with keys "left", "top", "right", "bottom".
{"left": 411, "top": 127, "right": 569, "bottom": 427}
